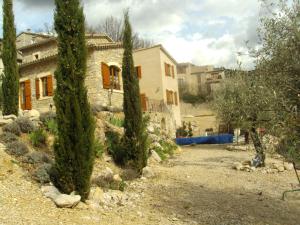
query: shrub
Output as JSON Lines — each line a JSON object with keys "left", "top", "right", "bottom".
{"left": 29, "top": 129, "right": 47, "bottom": 147}
{"left": 23, "top": 152, "right": 51, "bottom": 164}
{"left": 40, "top": 111, "right": 56, "bottom": 124}
{"left": 33, "top": 163, "right": 52, "bottom": 184}
{"left": 6, "top": 141, "right": 29, "bottom": 156}
{"left": 15, "top": 117, "right": 36, "bottom": 133}
{"left": 94, "top": 139, "right": 105, "bottom": 158}
{"left": 151, "top": 140, "right": 178, "bottom": 161}
{"left": 0, "top": 132, "right": 18, "bottom": 143}
{"left": 3, "top": 122, "right": 21, "bottom": 136}
{"left": 109, "top": 116, "right": 124, "bottom": 128}
{"left": 45, "top": 119, "right": 58, "bottom": 135}
{"left": 106, "top": 131, "right": 128, "bottom": 165}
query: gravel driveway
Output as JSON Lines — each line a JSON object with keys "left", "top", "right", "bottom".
{"left": 0, "top": 144, "right": 299, "bottom": 225}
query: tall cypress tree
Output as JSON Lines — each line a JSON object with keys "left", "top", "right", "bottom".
{"left": 50, "top": 0, "right": 95, "bottom": 201}
{"left": 2, "top": 0, "right": 19, "bottom": 116}
{"left": 121, "top": 11, "right": 148, "bottom": 173}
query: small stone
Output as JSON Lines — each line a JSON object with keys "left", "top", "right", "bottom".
{"left": 242, "top": 160, "right": 251, "bottom": 166}
{"left": 277, "top": 166, "right": 285, "bottom": 172}
{"left": 284, "top": 163, "right": 294, "bottom": 171}
{"left": 0, "top": 119, "right": 13, "bottom": 126}
{"left": 232, "top": 162, "right": 243, "bottom": 170}
{"left": 89, "top": 187, "right": 104, "bottom": 204}
{"left": 76, "top": 202, "right": 89, "bottom": 210}
{"left": 113, "top": 174, "right": 122, "bottom": 183}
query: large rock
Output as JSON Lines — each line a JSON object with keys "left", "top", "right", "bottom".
{"left": 54, "top": 194, "right": 81, "bottom": 208}
{"left": 142, "top": 166, "right": 155, "bottom": 178}
{"left": 41, "top": 185, "right": 81, "bottom": 208}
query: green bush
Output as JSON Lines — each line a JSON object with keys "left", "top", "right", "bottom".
{"left": 3, "top": 122, "right": 21, "bottom": 136}
{"left": 94, "top": 139, "right": 105, "bottom": 158}
{"left": 0, "top": 132, "right": 19, "bottom": 143}
{"left": 109, "top": 116, "right": 124, "bottom": 128}
{"left": 152, "top": 140, "right": 178, "bottom": 161}
{"left": 6, "top": 141, "right": 29, "bottom": 156}
{"left": 29, "top": 129, "right": 47, "bottom": 147}
{"left": 40, "top": 111, "right": 56, "bottom": 124}
{"left": 106, "top": 131, "right": 128, "bottom": 165}
{"left": 15, "top": 117, "right": 36, "bottom": 133}
{"left": 45, "top": 119, "right": 58, "bottom": 135}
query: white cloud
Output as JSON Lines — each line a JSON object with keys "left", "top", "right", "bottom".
{"left": 1, "top": 0, "right": 266, "bottom": 69}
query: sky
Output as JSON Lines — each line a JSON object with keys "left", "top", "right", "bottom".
{"left": 0, "top": 0, "right": 273, "bottom": 69}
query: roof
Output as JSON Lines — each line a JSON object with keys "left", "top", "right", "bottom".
{"left": 134, "top": 44, "right": 178, "bottom": 65}
{"left": 19, "top": 42, "right": 123, "bottom": 69}
{"left": 17, "top": 31, "right": 54, "bottom": 39}
{"left": 17, "top": 33, "right": 114, "bottom": 51}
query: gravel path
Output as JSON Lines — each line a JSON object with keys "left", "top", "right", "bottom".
{"left": 0, "top": 144, "right": 299, "bottom": 225}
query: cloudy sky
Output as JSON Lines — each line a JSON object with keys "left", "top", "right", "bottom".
{"left": 0, "top": 0, "right": 271, "bottom": 69}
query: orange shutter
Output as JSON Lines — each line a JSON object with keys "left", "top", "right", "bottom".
{"left": 136, "top": 66, "right": 142, "bottom": 79}
{"left": 174, "top": 91, "right": 178, "bottom": 105}
{"left": 25, "top": 80, "right": 32, "bottom": 110}
{"left": 35, "top": 79, "right": 40, "bottom": 99}
{"left": 165, "top": 63, "right": 168, "bottom": 76}
{"left": 140, "top": 94, "right": 147, "bottom": 111}
{"left": 47, "top": 75, "right": 53, "bottom": 96}
{"left": 101, "top": 62, "right": 110, "bottom": 89}
{"left": 172, "top": 66, "right": 175, "bottom": 78}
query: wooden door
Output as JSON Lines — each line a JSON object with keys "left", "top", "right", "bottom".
{"left": 24, "top": 80, "right": 32, "bottom": 110}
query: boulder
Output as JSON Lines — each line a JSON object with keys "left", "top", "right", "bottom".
{"left": 147, "top": 125, "right": 155, "bottom": 133}
{"left": 277, "top": 166, "right": 285, "bottom": 172}
{"left": 54, "top": 194, "right": 81, "bottom": 208}
{"left": 113, "top": 174, "right": 122, "bottom": 183}
{"left": 142, "top": 166, "right": 155, "bottom": 178}
{"left": 3, "top": 115, "right": 17, "bottom": 120}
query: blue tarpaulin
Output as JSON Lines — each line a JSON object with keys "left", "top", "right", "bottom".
{"left": 176, "top": 134, "right": 233, "bottom": 146}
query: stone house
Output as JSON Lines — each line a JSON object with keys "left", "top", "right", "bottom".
{"left": 177, "top": 63, "right": 225, "bottom": 97}
{"left": 133, "top": 45, "right": 182, "bottom": 131}
{"left": 17, "top": 32, "right": 124, "bottom": 112}
{"left": 14, "top": 32, "right": 181, "bottom": 136}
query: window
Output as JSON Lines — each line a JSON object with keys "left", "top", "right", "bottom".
{"left": 101, "top": 62, "right": 121, "bottom": 90}
{"left": 109, "top": 66, "right": 121, "bottom": 90}
{"left": 20, "top": 82, "right": 26, "bottom": 106}
{"left": 39, "top": 75, "right": 53, "bottom": 98}
{"left": 164, "top": 63, "right": 175, "bottom": 78}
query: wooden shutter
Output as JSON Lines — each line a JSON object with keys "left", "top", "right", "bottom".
{"left": 174, "top": 91, "right": 178, "bottom": 105}
{"left": 172, "top": 66, "right": 175, "bottom": 78}
{"left": 165, "top": 63, "right": 168, "bottom": 76}
{"left": 101, "top": 62, "right": 110, "bottom": 89}
{"left": 136, "top": 66, "right": 142, "bottom": 79}
{"left": 140, "top": 93, "right": 147, "bottom": 111}
{"left": 35, "top": 79, "right": 40, "bottom": 99}
{"left": 47, "top": 75, "right": 53, "bottom": 96}
{"left": 25, "top": 80, "right": 32, "bottom": 110}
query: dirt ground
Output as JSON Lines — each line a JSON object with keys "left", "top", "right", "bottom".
{"left": 0, "top": 145, "right": 299, "bottom": 225}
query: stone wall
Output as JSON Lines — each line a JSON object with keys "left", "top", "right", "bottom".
{"left": 147, "top": 112, "right": 177, "bottom": 138}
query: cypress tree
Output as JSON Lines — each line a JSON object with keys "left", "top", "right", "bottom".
{"left": 121, "top": 11, "right": 148, "bottom": 173}
{"left": 50, "top": 0, "right": 95, "bottom": 201}
{"left": 2, "top": 0, "right": 19, "bottom": 116}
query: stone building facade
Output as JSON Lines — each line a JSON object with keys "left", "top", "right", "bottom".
{"left": 18, "top": 32, "right": 124, "bottom": 112}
